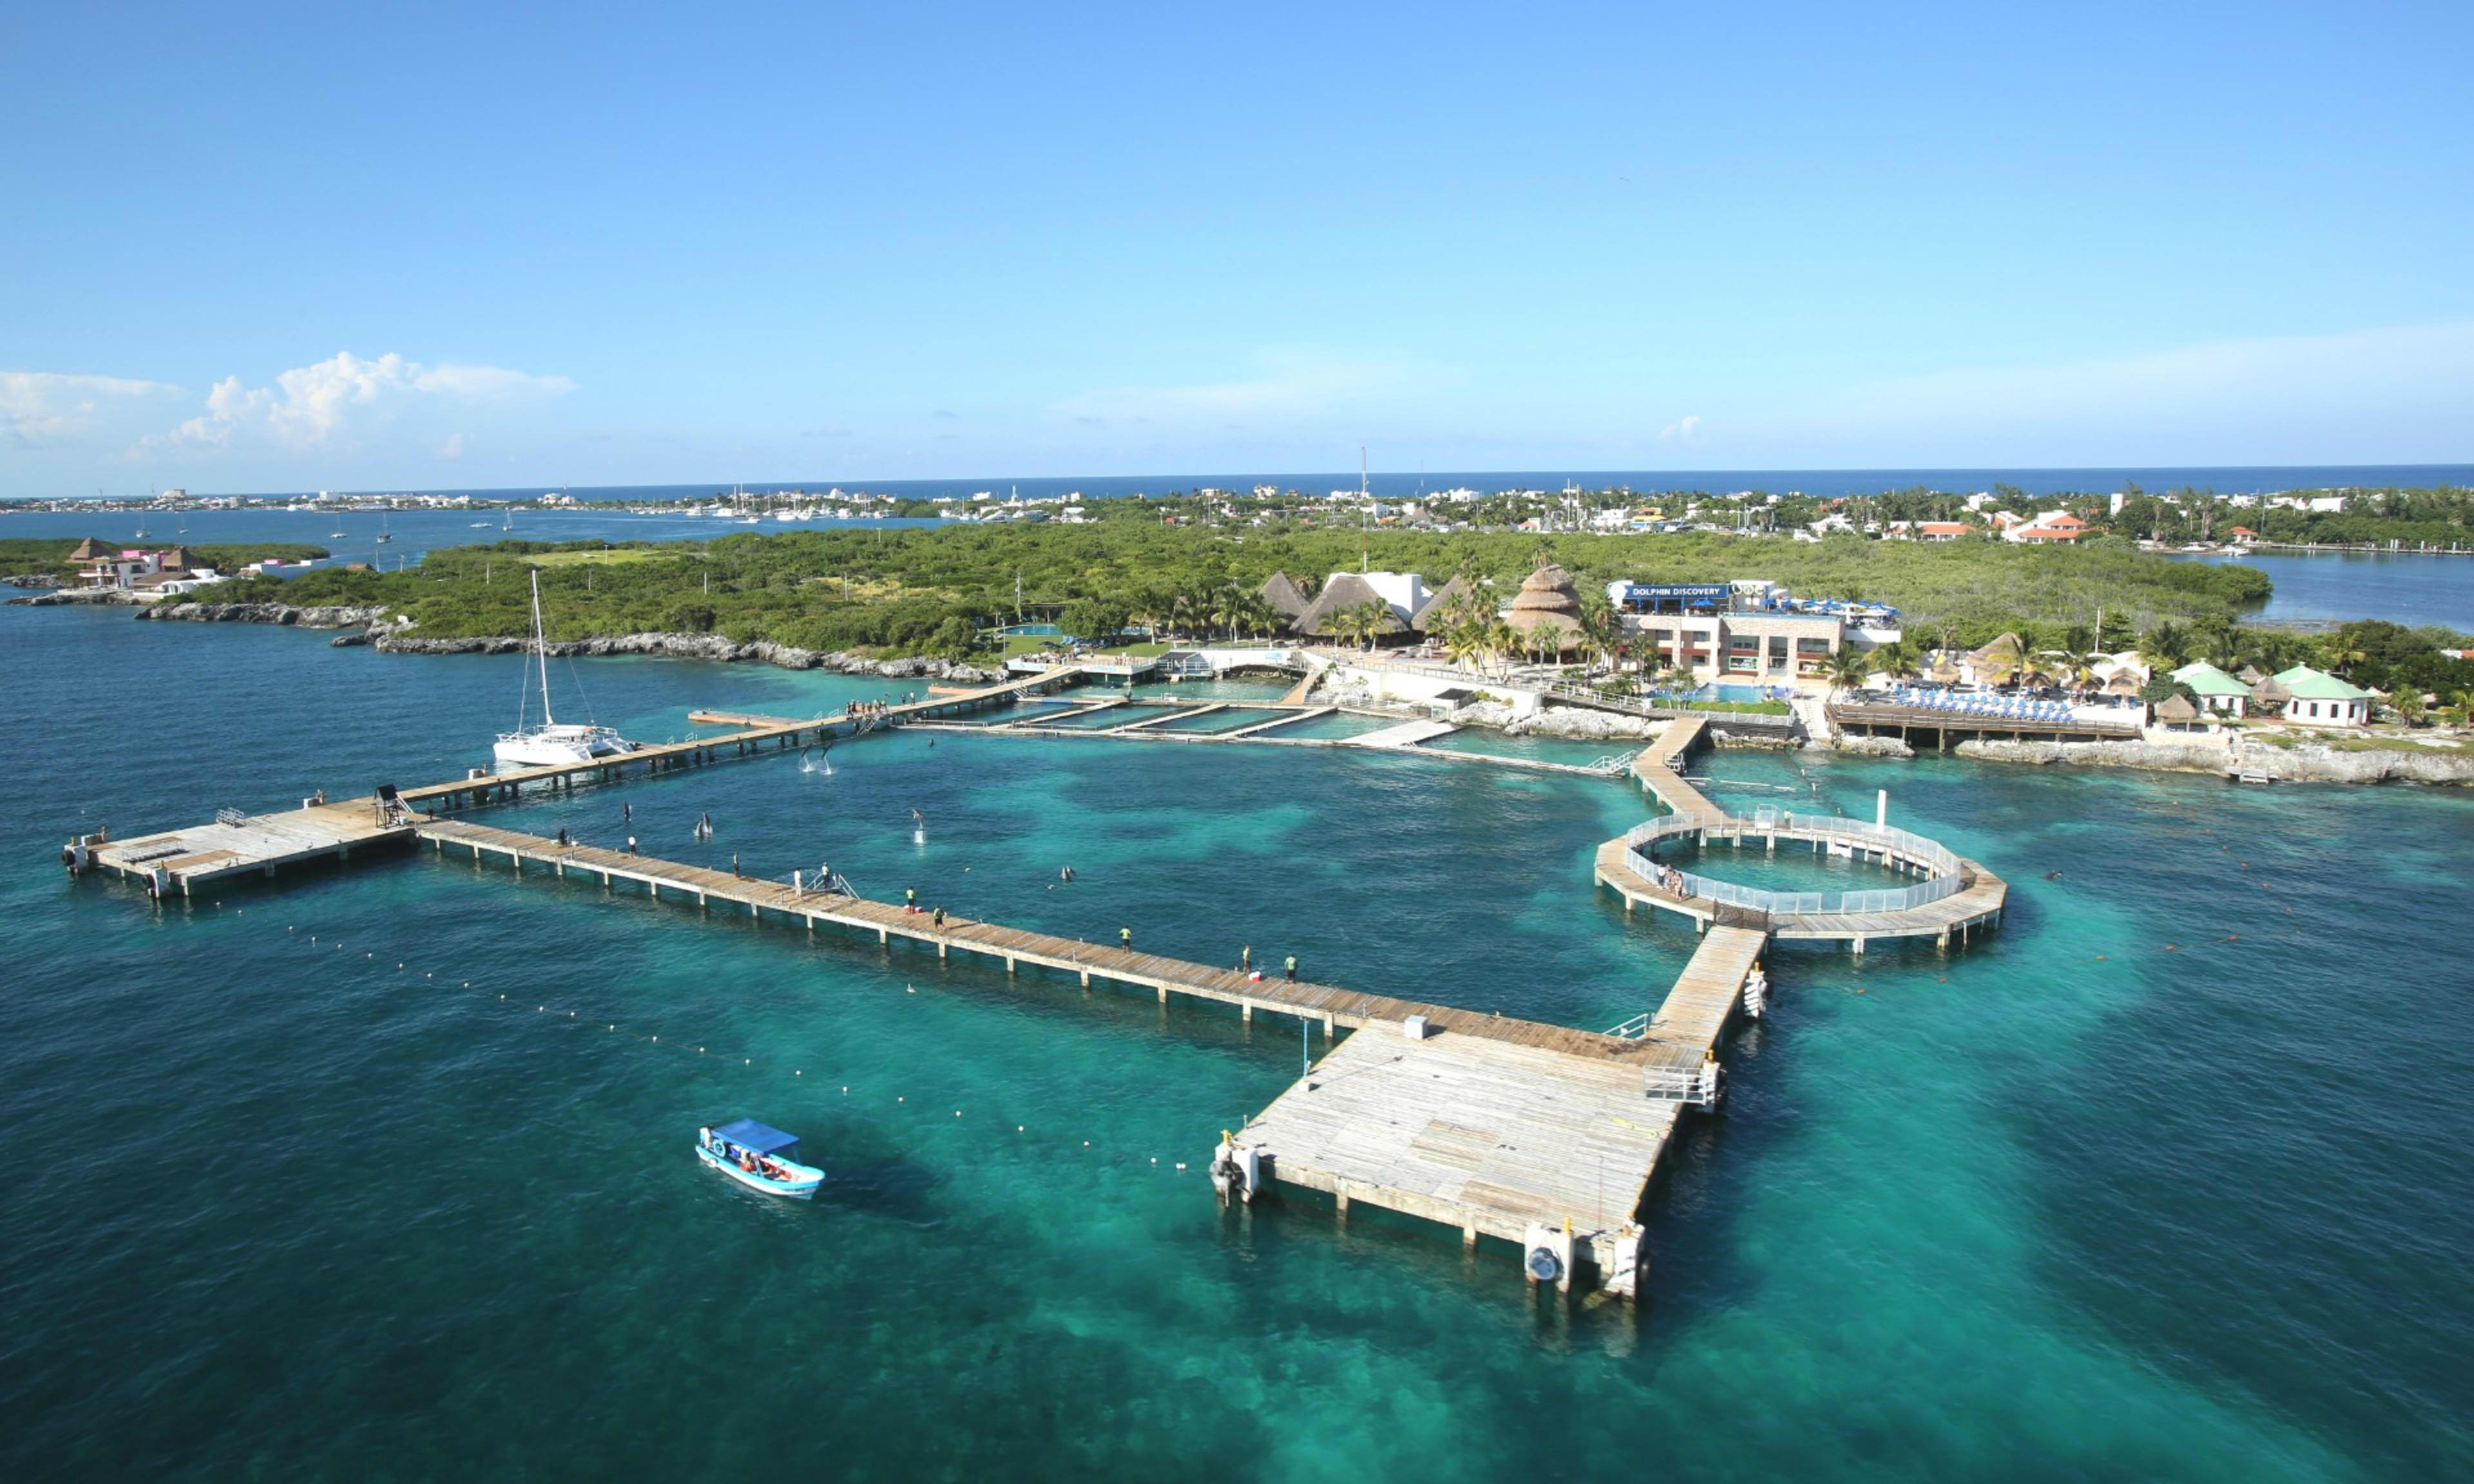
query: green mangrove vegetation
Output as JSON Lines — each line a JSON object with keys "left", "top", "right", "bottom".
{"left": 195, "top": 522, "right": 2276, "bottom": 659}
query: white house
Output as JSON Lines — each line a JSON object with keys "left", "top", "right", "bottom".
{"left": 2270, "top": 665, "right": 2372, "bottom": 726}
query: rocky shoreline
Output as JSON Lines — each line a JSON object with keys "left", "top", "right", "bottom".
{"left": 1952, "top": 736, "right": 2474, "bottom": 786}
{"left": 10, "top": 587, "right": 144, "bottom": 605}
{"left": 53, "top": 598, "right": 2474, "bottom": 785}
{"left": 370, "top": 629, "right": 1006, "bottom": 681}
{"left": 135, "top": 600, "right": 392, "bottom": 627}
{"left": 120, "top": 601, "right": 1012, "bottom": 681}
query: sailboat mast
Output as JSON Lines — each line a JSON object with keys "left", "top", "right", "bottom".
{"left": 530, "top": 570, "right": 555, "bottom": 727}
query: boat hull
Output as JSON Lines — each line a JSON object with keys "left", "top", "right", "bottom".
{"left": 494, "top": 727, "right": 638, "bottom": 769}
{"left": 696, "top": 1145, "right": 824, "bottom": 1199}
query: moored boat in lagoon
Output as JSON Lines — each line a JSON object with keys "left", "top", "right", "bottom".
{"left": 493, "top": 569, "right": 640, "bottom": 768}
{"left": 698, "top": 1120, "right": 825, "bottom": 1199}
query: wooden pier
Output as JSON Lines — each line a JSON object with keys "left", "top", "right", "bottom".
{"left": 414, "top": 819, "right": 1647, "bottom": 1058}
{"left": 412, "top": 816, "right": 1770, "bottom": 1293}
{"left": 1827, "top": 698, "right": 2141, "bottom": 748}
{"left": 68, "top": 664, "right": 1979, "bottom": 1297}
{"left": 83, "top": 666, "right": 1088, "bottom": 896}
{"left": 1232, "top": 922, "right": 1767, "bottom": 1292}
{"left": 1593, "top": 714, "right": 2007, "bottom": 950}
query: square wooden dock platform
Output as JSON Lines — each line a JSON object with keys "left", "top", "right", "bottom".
{"left": 1235, "top": 1023, "right": 1682, "bottom": 1275}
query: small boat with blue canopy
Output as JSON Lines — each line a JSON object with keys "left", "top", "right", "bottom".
{"left": 698, "top": 1119, "right": 825, "bottom": 1200}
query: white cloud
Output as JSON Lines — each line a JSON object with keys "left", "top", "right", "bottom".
{"left": 165, "top": 351, "right": 573, "bottom": 450}
{"left": 1, "top": 371, "right": 180, "bottom": 447}
{"left": 1657, "top": 414, "right": 1703, "bottom": 442}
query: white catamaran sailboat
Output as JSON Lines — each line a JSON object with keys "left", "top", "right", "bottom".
{"left": 494, "top": 571, "right": 639, "bottom": 768}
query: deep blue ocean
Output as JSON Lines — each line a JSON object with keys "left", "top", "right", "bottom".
{"left": 5, "top": 595, "right": 2472, "bottom": 1479}
{"left": 10, "top": 461, "right": 2470, "bottom": 509}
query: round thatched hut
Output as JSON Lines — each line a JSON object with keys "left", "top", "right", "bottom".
{"left": 1507, "top": 564, "right": 1584, "bottom": 651}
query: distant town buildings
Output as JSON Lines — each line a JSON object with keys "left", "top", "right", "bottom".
{"left": 2004, "top": 512, "right": 2089, "bottom": 544}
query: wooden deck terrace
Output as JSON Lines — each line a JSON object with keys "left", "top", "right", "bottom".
{"left": 1828, "top": 699, "right": 2142, "bottom": 747}
{"left": 84, "top": 798, "right": 417, "bottom": 895}
{"left": 1232, "top": 923, "right": 1767, "bottom": 1293}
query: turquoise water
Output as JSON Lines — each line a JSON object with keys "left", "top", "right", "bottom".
{"left": 1040, "top": 703, "right": 1176, "bottom": 730}
{"left": 2179, "top": 551, "right": 2474, "bottom": 632}
{"left": 1150, "top": 707, "right": 1290, "bottom": 735}
{"left": 1657, "top": 682, "right": 1787, "bottom": 704}
{"left": 1247, "top": 711, "right": 1397, "bottom": 742}
{"left": 1419, "top": 730, "right": 1635, "bottom": 767}
{"left": 6, "top": 602, "right": 2474, "bottom": 1479}
{"left": 1652, "top": 834, "right": 1915, "bottom": 894}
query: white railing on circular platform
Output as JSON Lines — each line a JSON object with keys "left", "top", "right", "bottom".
{"left": 1620, "top": 812, "right": 1971, "bottom": 917}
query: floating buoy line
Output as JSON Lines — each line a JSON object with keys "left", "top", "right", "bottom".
{"left": 277, "top": 919, "right": 1203, "bottom": 1183}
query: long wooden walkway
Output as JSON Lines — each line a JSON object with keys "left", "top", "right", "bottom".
{"left": 72, "top": 659, "right": 2007, "bottom": 1297}
{"left": 82, "top": 667, "right": 1087, "bottom": 895}
{"left": 413, "top": 819, "right": 1653, "bottom": 1060}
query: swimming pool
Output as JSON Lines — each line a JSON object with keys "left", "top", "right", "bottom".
{"left": 1654, "top": 683, "right": 1787, "bottom": 705}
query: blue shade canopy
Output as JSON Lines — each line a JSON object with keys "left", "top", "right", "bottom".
{"left": 713, "top": 1119, "right": 800, "bottom": 1155}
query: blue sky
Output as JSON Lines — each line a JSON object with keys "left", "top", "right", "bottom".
{"left": 3, "top": 1, "right": 2469, "bottom": 493}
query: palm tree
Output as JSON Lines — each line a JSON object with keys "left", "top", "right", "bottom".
{"left": 1827, "top": 648, "right": 1870, "bottom": 692}
{"left": 2140, "top": 621, "right": 2190, "bottom": 671}
{"left": 1231, "top": 591, "right": 1275, "bottom": 640}
{"left": 2326, "top": 640, "right": 2368, "bottom": 678}
{"left": 1340, "top": 598, "right": 1395, "bottom": 652}
{"left": 1484, "top": 617, "right": 1519, "bottom": 680}
{"left": 1869, "top": 640, "right": 1915, "bottom": 680}
{"left": 1206, "top": 584, "right": 1242, "bottom": 640}
{"left": 1443, "top": 616, "right": 1488, "bottom": 674}
{"left": 2391, "top": 687, "right": 2427, "bottom": 727}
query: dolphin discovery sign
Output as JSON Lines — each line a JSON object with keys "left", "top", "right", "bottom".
{"left": 1609, "top": 582, "right": 1729, "bottom": 613}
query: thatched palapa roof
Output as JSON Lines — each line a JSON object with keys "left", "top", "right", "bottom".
{"left": 68, "top": 537, "right": 117, "bottom": 562}
{"left": 1410, "top": 574, "right": 1474, "bottom": 632}
{"left": 1967, "top": 631, "right": 2026, "bottom": 666}
{"left": 1506, "top": 564, "right": 1583, "bottom": 648}
{"left": 1258, "top": 571, "right": 1310, "bottom": 620}
{"left": 2153, "top": 694, "right": 2200, "bottom": 723}
{"left": 1290, "top": 573, "right": 1395, "bottom": 638}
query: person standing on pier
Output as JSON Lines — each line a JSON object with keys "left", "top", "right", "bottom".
{"left": 731, "top": 853, "right": 742, "bottom": 877}
{"left": 1285, "top": 954, "right": 1297, "bottom": 982}
{"left": 905, "top": 886, "right": 917, "bottom": 913}
{"left": 1120, "top": 926, "right": 1133, "bottom": 951}
{"left": 932, "top": 906, "right": 945, "bottom": 928}
{"left": 627, "top": 835, "right": 638, "bottom": 855}
{"left": 1241, "top": 946, "right": 1252, "bottom": 973}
